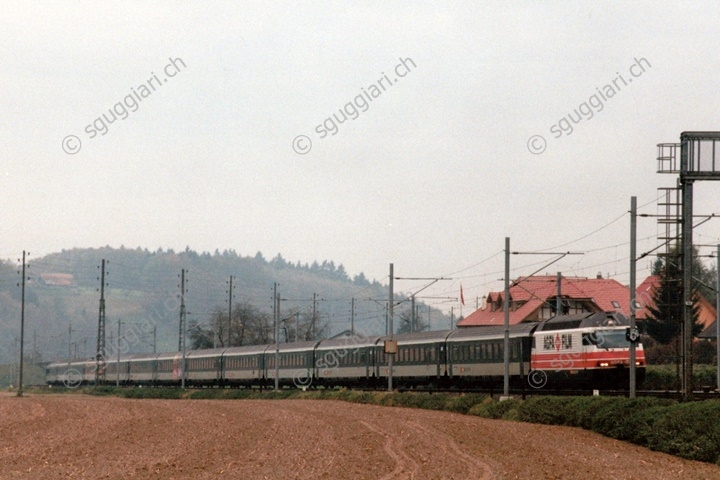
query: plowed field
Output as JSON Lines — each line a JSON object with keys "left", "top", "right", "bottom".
{"left": 1, "top": 394, "right": 719, "bottom": 479}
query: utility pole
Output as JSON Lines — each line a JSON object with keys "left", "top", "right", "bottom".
{"left": 312, "top": 293, "right": 317, "bottom": 340}
{"left": 226, "top": 275, "right": 234, "bottom": 347}
{"left": 388, "top": 263, "right": 394, "bottom": 392}
{"left": 629, "top": 196, "right": 637, "bottom": 398}
{"left": 295, "top": 312, "right": 300, "bottom": 342}
{"left": 385, "top": 302, "right": 389, "bottom": 335}
{"left": 450, "top": 307, "right": 454, "bottom": 329}
{"left": 153, "top": 324, "right": 157, "bottom": 354}
{"left": 116, "top": 319, "right": 121, "bottom": 387}
{"left": 96, "top": 259, "right": 107, "bottom": 383}
{"left": 351, "top": 297, "right": 355, "bottom": 335}
{"left": 274, "top": 282, "right": 279, "bottom": 391}
{"left": 411, "top": 295, "right": 416, "bottom": 332}
{"left": 681, "top": 171, "right": 694, "bottom": 401}
{"left": 179, "top": 268, "right": 187, "bottom": 389}
{"left": 556, "top": 272, "right": 562, "bottom": 316}
{"left": 18, "top": 250, "right": 27, "bottom": 397}
{"left": 716, "top": 244, "right": 720, "bottom": 393}
{"left": 68, "top": 323, "right": 72, "bottom": 362}
{"left": 13, "top": 337, "right": 18, "bottom": 388}
{"left": 503, "top": 237, "right": 510, "bottom": 397}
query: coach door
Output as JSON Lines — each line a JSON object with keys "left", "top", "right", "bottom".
{"left": 437, "top": 343, "right": 446, "bottom": 377}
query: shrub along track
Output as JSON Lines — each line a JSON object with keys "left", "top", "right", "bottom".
{"left": 2, "top": 393, "right": 720, "bottom": 479}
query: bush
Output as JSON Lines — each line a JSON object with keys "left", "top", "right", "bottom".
{"left": 516, "top": 396, "right": 580, "bottom": 425}
{"left": 120, "top": 388, "right": 184, "bottom": 399}
{"left": 468, "top": 396, "right": 520, "bottom": 420}
{"left": 647, "top": 400, "right": 720, "bottom": 464}
{"left": 694, "top": 341, "right": 717, "bottom": 365}
{"left": 444, "top": 394, "right": 487, "bottom": 414}
{"left": 643, "top": 364, "right": 717, "bottom": 391}
{"left": 589, "top": 397, "right": 674, "bottom": 441}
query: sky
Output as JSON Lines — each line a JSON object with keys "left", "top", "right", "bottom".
{"left": 3, "top": 1, "right": 720, "bottom": 314}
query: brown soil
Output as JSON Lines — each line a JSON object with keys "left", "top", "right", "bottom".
{"left": 1, "top": 393, "right": 719, "bottom": 479}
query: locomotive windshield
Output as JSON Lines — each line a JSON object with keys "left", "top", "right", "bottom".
{"left": 583, "top": 330, "right": 630, "bottom": 349}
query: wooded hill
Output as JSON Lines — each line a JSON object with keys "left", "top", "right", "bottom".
{"left": 0, "top": 247, "right": 450, "bottom": 366}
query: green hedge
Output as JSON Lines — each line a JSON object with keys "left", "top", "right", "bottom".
{"left": 644, "top": 364, "right": 718, "bottom": 390}
{"left": 468, "top": 396, "right": 720, "bottom": 465}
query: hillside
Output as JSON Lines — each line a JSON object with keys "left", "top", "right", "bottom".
{"left": 0, "top": 247, "right": 449, "bottom": 366}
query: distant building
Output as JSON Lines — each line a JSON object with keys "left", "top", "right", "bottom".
{"left": 458, "top": 275, "right": 643, "bottom": 327}
{"left": 38, "top": 273, "right": 76, "bottom": 287}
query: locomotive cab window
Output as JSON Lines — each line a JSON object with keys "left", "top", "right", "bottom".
{"left": 587, "top": 330, "right": 631, "bottom": 349}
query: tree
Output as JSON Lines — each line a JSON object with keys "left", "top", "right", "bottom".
{"left": 204, "top": 302, "right": 274, "bottom": 347}
{"left": 188, "top": 320, "right": 214, "bottom": 350}
{"left": 645, "top": 251, "right": 703, "bottom": 386}
{"left": 396, "top": 308, "right": 429, "bottom": 334}
{"left": 645, "top": 255, "right": 703, "bottom": 345}
{"left": 353, "top": 272, "right": 371, "bottom": 287}
{"left": 293, "top": 311, "right": 330, "bottom": 341}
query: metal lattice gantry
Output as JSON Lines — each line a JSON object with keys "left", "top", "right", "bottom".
{"left": 656, "top": 131, "right": 720, "bottom": 401}
{"left": 656, "top": 186, "right": 682, "bottom": 258}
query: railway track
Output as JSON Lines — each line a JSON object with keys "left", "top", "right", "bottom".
{"left": 390, "top": 386, "right": 720, "bottom": 400}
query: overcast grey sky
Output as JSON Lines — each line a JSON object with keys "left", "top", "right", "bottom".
{"left": 2, "top": 1, "right": 720, "bottom": 312}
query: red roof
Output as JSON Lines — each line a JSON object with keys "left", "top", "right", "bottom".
{"left": 636, "top": 275, "right": 717, "bottom": 329}
{"left": 458, "top": 275, "right": 642, "bottom": 327}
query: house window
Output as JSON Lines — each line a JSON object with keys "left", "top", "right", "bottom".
{"left": 611, "top": 301, "right": 620, "bottom": 309}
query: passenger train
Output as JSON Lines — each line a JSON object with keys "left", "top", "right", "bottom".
{"left": 46, "top": 312, "right": 645, "bottom": 390}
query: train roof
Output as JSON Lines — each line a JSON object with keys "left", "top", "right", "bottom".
{"left": 222, "top": 344, "right": 269, "bottom": 355}
{"left": 379, "top": 329, "right": 454, "bottom": 345}
{"left": 316, "top": 334, "right": 383, "bottom": 350}
{"left": 537, "top": 311, "right": 629, "bottom": 331}
{"left": 127, "top": 352, "right": 160, "bottom": 362}
{"left": 447, "top": 323, "right": 539, "bottom": 342}
{"left": 186, "top": 348, "right": 226, "bottom": 359}
{"left": 155, "top": 351, "right": 187, "bottom": 361}
{"left": 271, "top": 340, "right": 322, "bottom": 353}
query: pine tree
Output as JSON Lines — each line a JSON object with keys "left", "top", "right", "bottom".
{"left": 645, "top": 255, "right": 703, "bottom": 345}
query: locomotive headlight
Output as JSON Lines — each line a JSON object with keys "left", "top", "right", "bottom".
{"left": 598, "top": 362, "right": 610, "bottom": 367}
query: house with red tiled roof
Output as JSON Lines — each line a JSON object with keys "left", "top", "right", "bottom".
{"left": 38, "top": 273, "right": 75, "bottom": 287}
{"left": 636, "top": 274, "right": 717, "bottom": 331}
{"left": 457, "top": 275, "right": 644, "bottom": 327}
